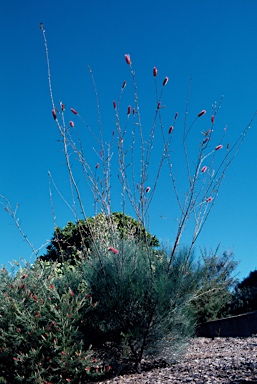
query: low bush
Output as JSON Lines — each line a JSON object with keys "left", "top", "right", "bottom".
{"left": 0, "top": 261, "right": 104, "bottom": 383}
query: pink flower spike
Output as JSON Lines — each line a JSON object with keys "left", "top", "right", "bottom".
{"left": 198, "top": 110, "right": 206, "bottom": 117}
{"left": 122, "top": 80, "right": 126, "bottom": 89}
{"left": 124, "top": 54, "right": 131, "bottom": 65}
{"left": 206, "top": 197, "right": 213, "bottom": 203}
{"left": 95, "top": 163, "right": 100, "bottom": 169}
{"left": 168, "top": 126, "right": 174, "bottom": 134}
{"left": 113, "top": 101, "right": 117, "bottom": 109}
{"left": 215, "top": 144, "right": 223, "bottom": 151}
{"left": 52, "top": 109, "right": 57, "bottom": 120}
{"left": 163, "top": 77, "right": 169, "bottom": 86}
{"left": 109, "top": 247, "right": 119, "bottom": 254}
{"left": 153, "top": 67, "right": 157, "bottom": 77}
{"left": 201, "top": 166, "right": 207, "bottom": 173}
{"left": 127, "top": 105, "right": 131, "bottom": 115}
{"left": 70, "top": 108, "right": 78, "bottom": 115}
{"left": 69, "top": 121, "right": 74, "bottom": 127}
{"left": 211, "top": 115, "right": 215, "bottom": 123}
{"left": 145, "top": 186, "right": 151, "bottom": 193}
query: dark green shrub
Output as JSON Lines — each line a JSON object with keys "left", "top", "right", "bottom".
{"left": 224, "top": 270, "right": 257, "bottom": 316}
{"left": 39, "top": 212, "right": 159, "bottom": 265}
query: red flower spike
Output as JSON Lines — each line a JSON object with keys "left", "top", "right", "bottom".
{"left": 69, "top": 121, "right": 74, "bottom": 128}
{"left": 70, "top": 108, "right": 78, "bottom": 115}
{"left": 215, "top": 144, "right": 223, "bottom": 151}
{"left": 201, "top": 166, "right": 207, "bottom": 173}
{"left": 113, "top": 101, "right": 117, "bottom": 109}
{"left": 168, "top": 126, "right": 174, "bottom": 134}
{"left": 60, "top": 102, "right": 65, "bottom": 111}
{"left": 124, "top": 54, "right": 131, "bottom": 65}
{"left": 206, "top": 197, "right": 213, "bottom": 203}
{"left": 49, "top": 284, "right": 55, "bottom": 289}
{"left": 127, "top": 105, "right": 131, "bottom": 115}
{"left": 153, "top": 67, "right": 157, "bottom": 77}
{"left": 163, "top": 77, "right": 169, "bottom": 86}
{"left": 109, "top": 247, "right": 119, "bottom": 254}
{"left": 145, "top": 186, "right": 151, "bottom": 193}
{"left": 52, "top": 109, "right": 57, "bottom": 120}
{"left": 211, "top": 115, "right": 215, "bottom": 123}
{"left": 69, "top": 288, "right": 75, "bottom": 296}
{"left": 21, "top": 274, "right": 28, "bottom": 279}
{"left": 122, "top": 80, "right": 126, "bottom": 89}
{"left": 157, "top": 102, "right": 161, "bottom": 109}
{"left": 95, "top": 163, "right": 100, "bottom": 169}
{"left": 174, "top": 112, "right": 178, "bottom": 120}
{"left": 198, "top": 110, "right": 206, "bottom": 117}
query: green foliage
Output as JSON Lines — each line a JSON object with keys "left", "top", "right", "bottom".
{"left": 81, "top": 239, "right": 197, "bottom": 372}
{"left": 0, "top": 240, "right": 240, "bottom": 380}
{"left": 0, "top": 261, "right": 104, "bottom": 383}
{"left": 40, "top": 212, "right": 159, "bottom": 265}
{"left": 190, "top": 248, "right": 238, "bottom": 324}
{"left": 225, "top": 269, "right": 257, "bottom": 316}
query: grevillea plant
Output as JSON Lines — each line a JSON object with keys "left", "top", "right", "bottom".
{"left": 0, "top": 22, "right": 256, "bottom": 379}
{"left": 0, "top": 261, "right": 107, "bottom": 383}
{"left": 36, "top": 23, "right": 257, "bottom": 269}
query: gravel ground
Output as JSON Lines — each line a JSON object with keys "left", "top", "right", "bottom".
{"left": 96, "top": 337, "right": 257, "bottom": 384}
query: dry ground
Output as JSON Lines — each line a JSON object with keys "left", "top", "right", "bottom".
{"left": 96, "top": 337, "right": 257, "bottom": 384}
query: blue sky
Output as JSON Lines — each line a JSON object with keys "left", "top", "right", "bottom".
{"left": 1, "top": 0, "right": 257, "bottom": 281}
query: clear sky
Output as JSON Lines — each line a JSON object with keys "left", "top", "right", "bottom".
{"left": 1, "top": 0, "right": 257, "bottom": 281}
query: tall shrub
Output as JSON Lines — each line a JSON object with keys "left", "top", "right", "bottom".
{"left": 0, "top": 23, "right": 256, "bottom": 381}
{"left": 80, "top": 239, "right": 197, "bottom": 373}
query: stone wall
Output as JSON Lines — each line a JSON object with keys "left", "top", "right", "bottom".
{"left": 197, "top": 310, "right": 257, "bottom": 337}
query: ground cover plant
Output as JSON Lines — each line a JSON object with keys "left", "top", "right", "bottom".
{"left": 0, "top": 23, "right": 256, "bottom": 382}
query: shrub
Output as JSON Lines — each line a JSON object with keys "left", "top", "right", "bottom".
{"left": 39, "top": 212, "right": 159, "bottom": 265}
{"left": 224, "top": 269, "right": 257, "bottom": 316}
{"left": 0, "top": 261, "right": 104, "bottom": 383}
{"left": 80, "top": 239, "right": 197, "bottom": 373}
{"left": 190, "top": 248, "right": 238, "bottom": 324}
{"left": 1, "top": 23, "right": 255, "bottom": 381}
